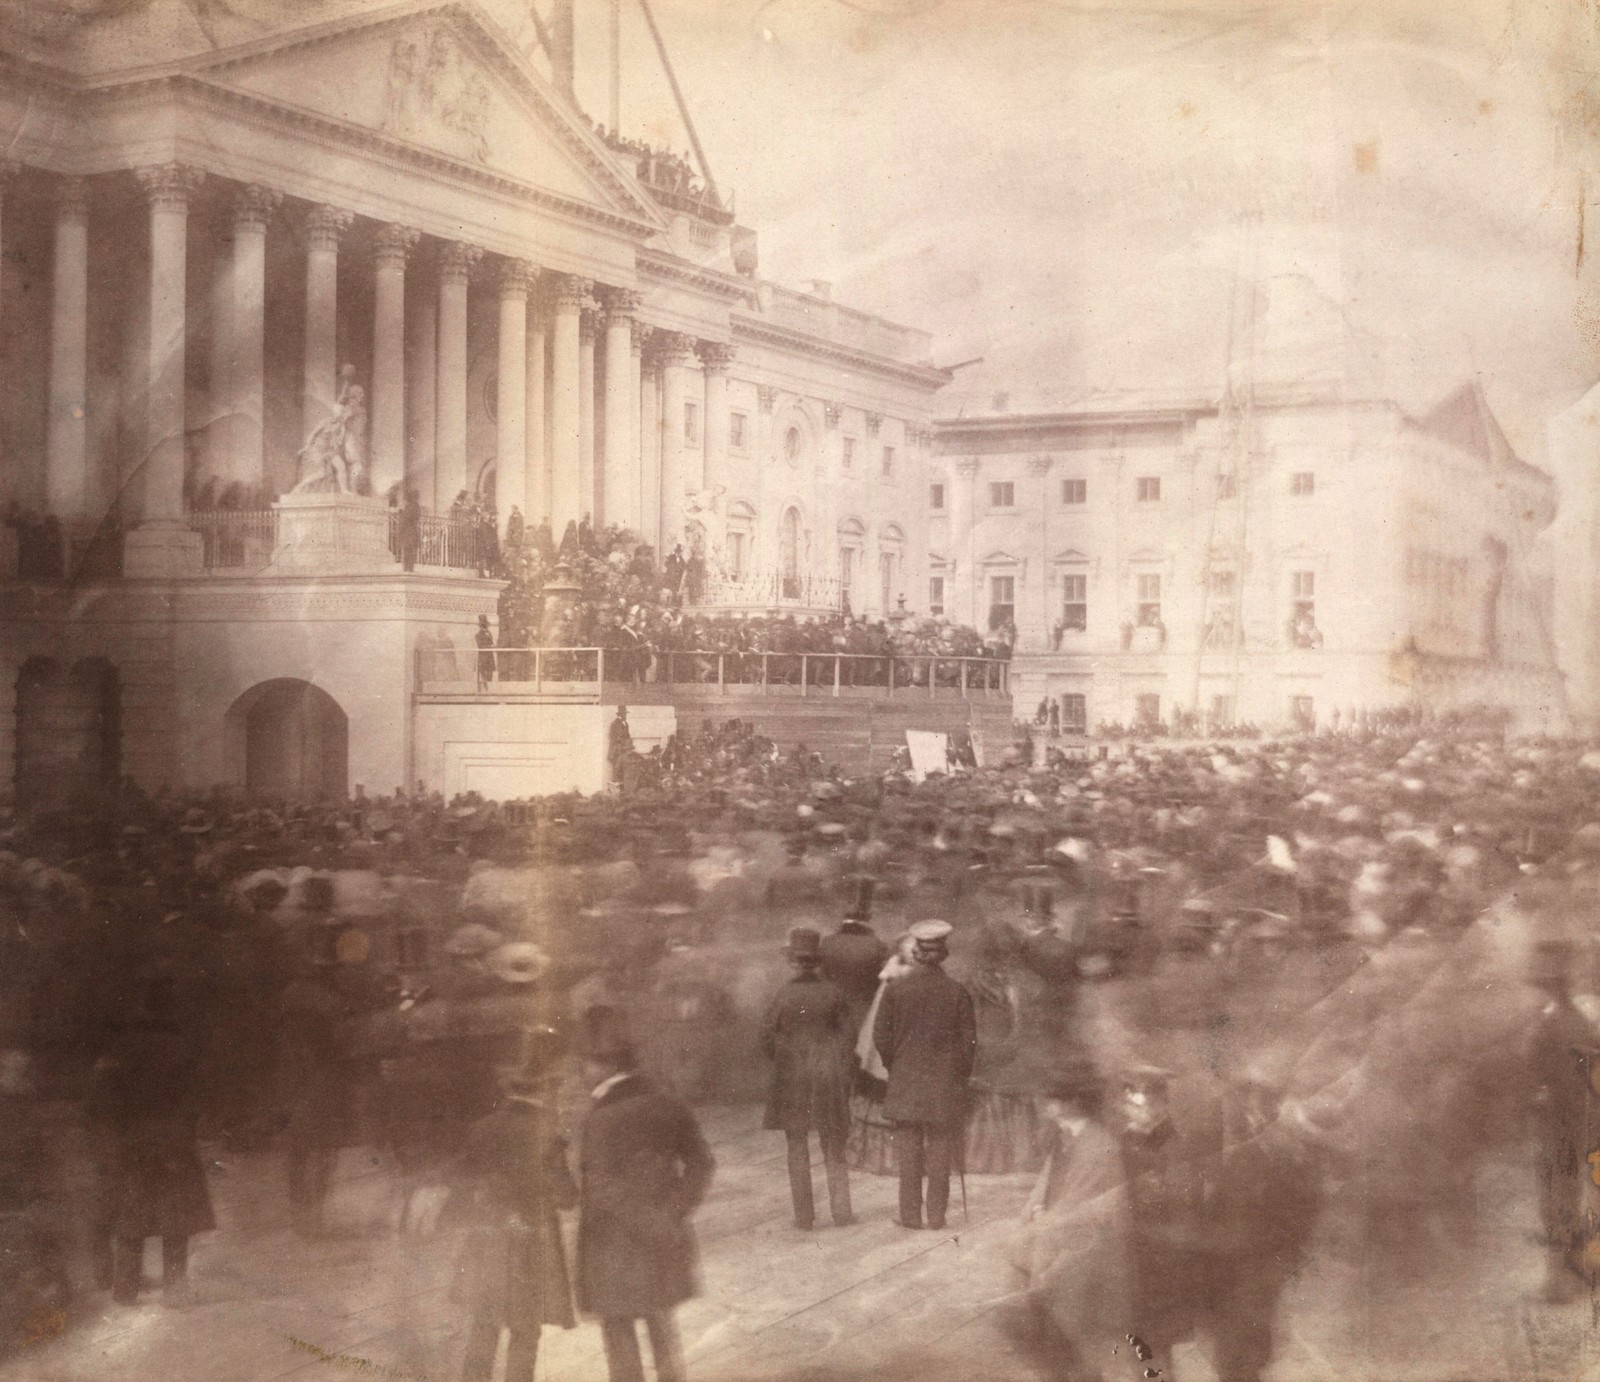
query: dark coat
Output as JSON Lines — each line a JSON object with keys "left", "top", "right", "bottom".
{"left": 872, "top": 962, "right": 978, "bottom": 1127}
{"left": 577, "top": 1074, "right": 714, "bottom": 1319}
{"left": 91, "top": 1021, "right": 216, "bottom": 1240}
{"left": 818, "top": 923, "right": 889, "bottom": 1025}
{"left": 759, "top": 972, "right": 852, "bottom": 1141}
{"left": 279, "top": 973, "right": 355, "bottom": 1149}
{"left": 452, "top": 1096, "right": 577, "bottom": 1330}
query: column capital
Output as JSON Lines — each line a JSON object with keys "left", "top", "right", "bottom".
{"left": 373, "top": 223, "right": 420, "bottom": 266}
{"left": 823, "top": 401, "right": 842, "bottom": 429}
{"left": 630, "top": 319, "right": 654, "bottom": 354}
{"left": 496, "top": 257, "right": 538, "bottom": 297}
{"left": 956, "top": 456, "right": 981, "bottom": 477}
{"left": 55, "top": 175, "right": 89, "bottom": 223}
{"left": 438, "top": 239, "right": 483, "bottom": 284}
{"left": 547, "top": 271, "right": 592, "bottom": 312}
{"left": 697, "top": 340, "right": 736, "bottom": 374}
{"left": 757, "top": 385, "right": 777, "bottom": 414}
{"left": 305, "top": 204, "right": 354, "bottom": 250}
{"left": 598, "top": 286, "right": 644, "bottom": 322}
{"left": 579, "top": 307, "right": 599, "bottom": 343}
{"left": 1027, "top": 453, "right": 1054, "bottom": 475}
{"left": 135, "top": 163, "right": 205, "bottom": 209}
{"left": 654, "top": 330, "right": 699, "bottom": 367}
{"left": 232, "top": 183, "right": 282, "bottom": 232}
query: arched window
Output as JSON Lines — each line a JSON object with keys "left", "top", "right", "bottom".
{"left": 784, "top": 426, "right": 804, "bottom": 464}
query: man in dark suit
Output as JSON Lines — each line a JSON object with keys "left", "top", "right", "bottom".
{"left": 872, "top": 920, "right": 977, "bottom": 1231}
{"left": 818, "top": 886, "right": 889, "bottom": 1040}
{"left": 576, "top": 1006, "right": 715, "bottom": 1382}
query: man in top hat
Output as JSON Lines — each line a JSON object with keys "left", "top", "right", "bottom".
{"left": 575, "top": 1005, "right": 713, "bottom": 1382}
{"left": 872, "top": 920, "right": 977, "bottom": 1230}
{"left": 819, "top": 880, "right": 889, "bottom": 1042}
{"left": 608, "top": 707, "right": 634, "bottom": 790}
{"left": 760, "top": 928, "right": 855, "bottom": 1230}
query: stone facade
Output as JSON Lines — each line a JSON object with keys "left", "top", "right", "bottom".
{"left": 931, "top": 381, "right": 1564, "bottom": 734}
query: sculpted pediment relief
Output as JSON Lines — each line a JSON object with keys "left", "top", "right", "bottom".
{"left": 199, "top": 8, "right": 661, "bottom": 225}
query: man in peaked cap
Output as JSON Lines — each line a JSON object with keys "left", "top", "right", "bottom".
{"left": 760, "top": 928, "right": 855, "bottom": 1229}
{"left": 872, "top": 920, "right": 977, "bottom": 1230}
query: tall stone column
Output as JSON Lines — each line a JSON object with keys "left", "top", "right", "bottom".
{"left": 206, "top": 221, "right": 233, "bottom": 493}
{"left": 1025, "top": 453, "right": 1053, "bottom": 650}
{"left": 657, "top": 331, "right": 700, "bottom": 554}
{"left": 950, "top": 457, "right": 979, "bottom": 627}
{"left": 371, "top": 224, "right": 418, "bottom": 501}
{"left": 698, "top": 341, "right": 734, "bottom": 502}
{"left": 495, "top": 259, "right": 535, "bottom": 534}
{"left": 635, "top": 322, "right": 658, "bottom": 548}
{"left": 302, "top": 205, "right": 351, "bottom": 445}
{"left": 136, "top": 164, "right": 204, "bottom": 522}
{"left": 525, "top": 302, "right": 548, "bottom": 524}
{"left": 578, "top": 305, "right": 597, "bottom": 521}
{"left": 405, "top": 270, "right": 437, "bottom": 504}
{"left": 600, "top": 289, "right": 640, "bottom": 530}
{"left": 229, "top": 184, "right": 280, "bottom": 493}
{"left": 0, "top": 162, "right": 19, "bottom": 573}
{"left": 46, "top": 176, "right": 90, "bottom": 523}
{"left": 434, "top": 240, "right": 480, "bottom": 509}
{"left": 547, "top": 273, "right": 588, "bottom": 536}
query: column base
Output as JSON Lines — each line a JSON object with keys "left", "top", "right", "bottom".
{"left": 123, "top": 521, "right": 204, "bottom": 578}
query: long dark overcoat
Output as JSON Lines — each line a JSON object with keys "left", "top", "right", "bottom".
{"left": 759, "top": 972, "right": 852, "bottom": 1142}
{"left": 576, "top": 1074, "right": 715, "bottom": 1319}
{"left": 872, "top": 962, "right": 978, "bottom": 1126}
{"left": 92, "top": 1021, "right": 216, "bottom": 1240}
{"left": 818, "top": 924, "right": 889, "bottom": 1029}
{"left": 452, "top": 1096, "right": 577, "bottom": 1330}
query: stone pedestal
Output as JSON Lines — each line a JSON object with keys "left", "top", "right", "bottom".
{"left": 123, "top": 521, "right": 204, "bottom": 578}
{"left": 267, "top": 492, "right": 396, "bottom": 574}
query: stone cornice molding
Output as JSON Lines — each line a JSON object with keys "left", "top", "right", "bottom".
{"left": 373, "top": 222, "right": 421, "bottom": 266}
{"left": 547, "top": 273, "right": 591, "bottom": 312}
{"left": 731, "top": 316, "right": 952, "bottom": 393}
{"left": 697, "top": 341, "right": 736, "bottom": 374}
{"left": 232, "top": 182, "right": 282, "bottom": 232}
{"left": 305, "top": 204, "right": 353, "bottom": 251}
{"left": 55, "top": 174, "right": 89, "bottom": 222}
{"left": 135, "top": 162, "right": 205, "bottom": 209}
{"left": 637, "top": 248, "right": 757, "bottom": 304}
{"left": 496, "top": 257, "right": 538, "bottom": 297}
{"left": 438, "top": 240, "right": 483, "bottom": 284}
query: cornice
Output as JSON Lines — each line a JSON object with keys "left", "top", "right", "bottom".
{"left": 638, "top": 248, "right": 757, "bottom": 305}
{"left": 731, "top": 316, "right": 953, "bottom": 393}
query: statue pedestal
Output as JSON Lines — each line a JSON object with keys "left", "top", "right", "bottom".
{"left": 267, "top": 492, "right": 396, "bottom": 575}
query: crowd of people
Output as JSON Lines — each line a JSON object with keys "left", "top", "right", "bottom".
{"left": 2, "top": 711, "right": 1598, "bottom": 1377}
{"left": 589, "top": 121, "right": 720, "bottom": 209}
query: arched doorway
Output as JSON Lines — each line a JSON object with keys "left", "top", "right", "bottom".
{"left": 15, "top": 657, "right": 121, "bottom": 806}
{"left": 227, "top": 679, "right": 348, "bottom": 802}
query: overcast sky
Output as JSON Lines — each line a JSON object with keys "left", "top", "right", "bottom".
{"left": 553, "top": 0, "right": 1600, "bottom": 463}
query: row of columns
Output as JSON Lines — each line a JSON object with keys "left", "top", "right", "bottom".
{"left": 20, "top": 161, "right": 741, "bottom": 554}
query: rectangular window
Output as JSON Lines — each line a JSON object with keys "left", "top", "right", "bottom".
{"left": 928, "top": 576, "right": 945, "bottom": 616}
{"left": 683, "top": 401, "right": 699, "bottom": 444}
{"left": 727, "top": 531, "right": 747, "bottom": 579}
{"left": 1135, "top": 692, "right": 1161, "bottom": 728}
{"left": 879, "top": 552, "right": 896, "bottom": 610}
{"left": 1061, "top": 477, "right": 1087, "bottom": 505}
{"left": 730, "top": 412, "right": 748, "bottom": 450}
{"left": 929, "top": 482, "right": 945, "bottom": 510}
{"left": 1136, "top": 572, "right": 1162, "bottom": 626}
{"left": 1208, "top": 694, "right": 1235, "bottom": 728}
{"left": 1290, "top": 570, "right": 1319, "bottom": 647}
{"left": 1136, "top": 476, "right": 1161, "bottom": 502}
{"left": 989, "top": 481, "right": 1015, "bottom": 508}
{"left": 1060, "top": 573, "right": 1087, "bottom": 632}
{"left": 1216, "top": 472, "right": 1238, "bottom": 499}
{"left": 882, "top": 445, "right": 896, "bottom": 478}
{"left": 842, "top": 437, "right": 856, "bottom": 469}
{"left": 839, "top": 548, "right": 855, "bottom": 600}
{"left": 1291, "top": 471, "right": 1315, "bottom": 496}
{"left": 988, "top": 575, "right": 1015, "bottom": 631}
{"left": 1291, "top": 694, "right": 1316, "bottom": 731}
{"left": 1061, "top": 693, "right": 1088, "bottom": 733}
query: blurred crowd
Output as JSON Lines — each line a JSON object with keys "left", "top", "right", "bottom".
{"left": 3, "top": 716, "right": 1599, "bottom": 1373}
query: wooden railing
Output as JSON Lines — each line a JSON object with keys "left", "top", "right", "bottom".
{"left": 415, "top": 647, "right": 1010, "bottom": 699}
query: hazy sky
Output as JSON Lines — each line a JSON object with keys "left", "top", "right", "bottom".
{"left": 554, "top": 0, "right": 1600, "bottom": 462}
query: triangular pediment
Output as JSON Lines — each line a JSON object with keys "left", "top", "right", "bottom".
{"left": 981, "top": 549, "right": 1023, "bottom": 565}
{"left": 195, "top": 3, "right": 665, "bottom": 228}
{"left": 1052, "top": 547, "right": 1089, "bottom": 564}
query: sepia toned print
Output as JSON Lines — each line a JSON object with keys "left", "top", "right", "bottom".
{"left": 1, "top": 0, "right": 1599, "bottom": 1379}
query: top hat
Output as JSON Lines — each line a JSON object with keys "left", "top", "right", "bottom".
{"left": 844, "top": 875, "right": 875, "bottom": 922}
{"left": 786, "top": 927, "right": 822, "bottom": 960}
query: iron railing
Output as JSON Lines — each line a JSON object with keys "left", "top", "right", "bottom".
{"left": 416, "top": 646, "right": 1010, "bottom": 699}
{"left": 692, "top": 569, "right": 845, "bottom": 610}
{"left": 188, "top": 509, "right": 277, "bottom": 569}
{"left": 187, "top": 506, "right": 491, "bottom": 572}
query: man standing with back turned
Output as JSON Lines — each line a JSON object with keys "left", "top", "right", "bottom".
{"left": 872, "top": 919, "right": 977, "bottom": 1230}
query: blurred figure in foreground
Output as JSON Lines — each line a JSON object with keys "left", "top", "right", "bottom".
{"left": 576, "top": 1005, "right": 714, "bottom": 1382}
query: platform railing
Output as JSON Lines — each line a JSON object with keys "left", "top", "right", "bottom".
{"left": 415, "top": 647, "right": 1010, "bottom": 699}
{"left": 188, "top": 509, "right": 277, "bottom": 569}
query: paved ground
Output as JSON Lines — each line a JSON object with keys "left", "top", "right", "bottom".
{"left": 6, "top": 1104, "right": 1600, "bottom": 1382}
